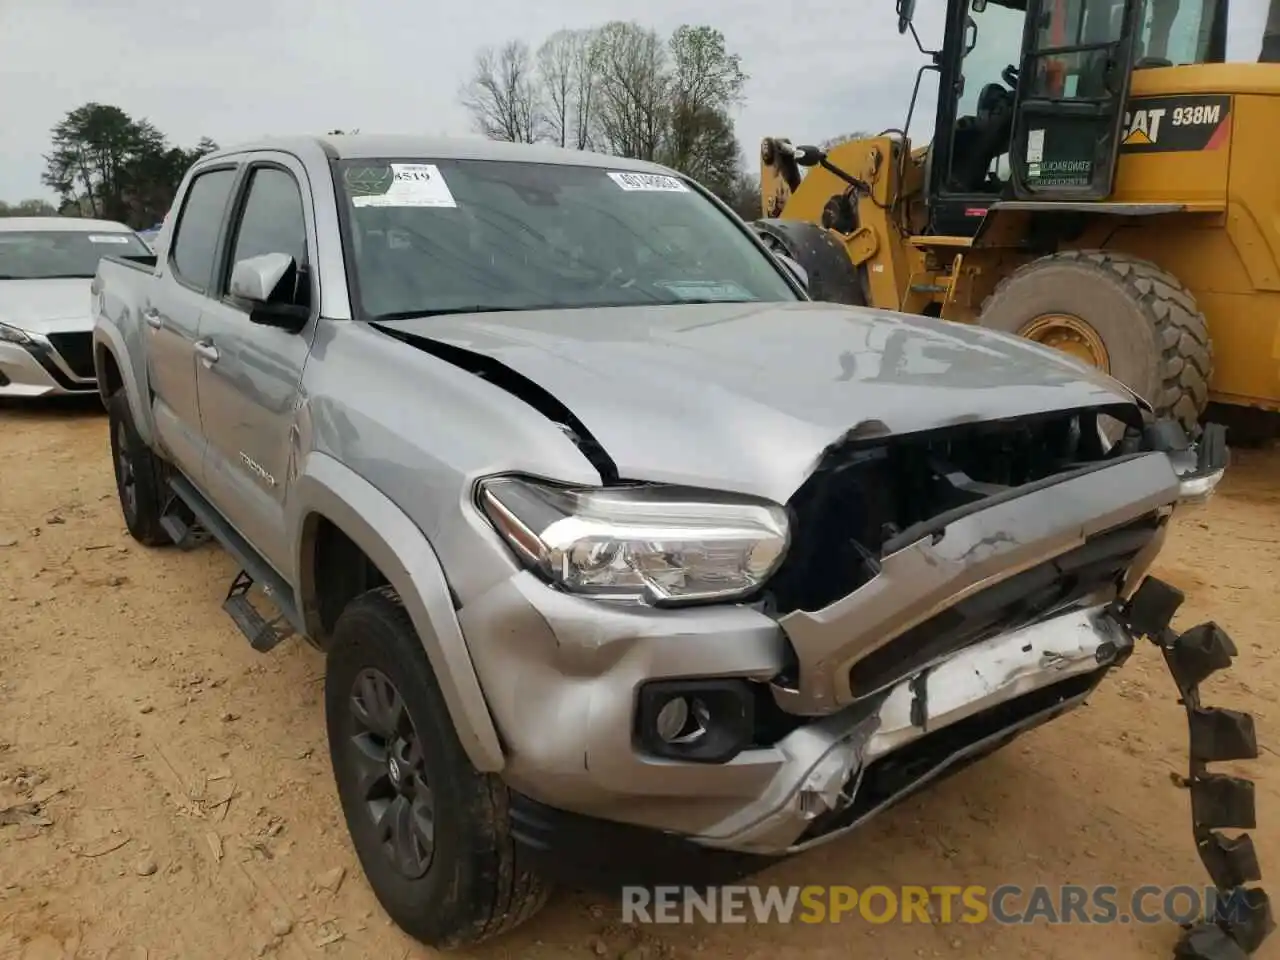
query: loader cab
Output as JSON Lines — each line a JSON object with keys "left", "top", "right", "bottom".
{"left": 914, "top": 0, "right": 1228, "bottom": 236}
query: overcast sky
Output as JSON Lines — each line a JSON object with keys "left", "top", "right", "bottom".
{"left": 0, "top": 0, "right": 1268, "bottom": 203}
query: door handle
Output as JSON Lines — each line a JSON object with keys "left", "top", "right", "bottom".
{"left": 194, "top": 340, "right": 220, "bottom": 364}
{"left": 143, "top": 308, "right": 162, "bottom": 330}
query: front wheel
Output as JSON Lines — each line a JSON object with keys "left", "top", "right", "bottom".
{"left": 325, "top": 586, "right": 550, "bottom": 948}
{"left": 978, "top": 250, "right": 1213, "bottom": 436}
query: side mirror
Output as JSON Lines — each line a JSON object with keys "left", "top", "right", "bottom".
{"left": 229, "top": 252, "right": 309, "bottom": 333}
{"left": 776, "top": 253, "right": 809, "bottom": 291}
{"left": 897, "top": 0, "right": 917, "bottom": 34}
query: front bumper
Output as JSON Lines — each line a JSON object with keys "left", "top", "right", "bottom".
{"left": 0, "top": 332, "right": 97, "bottom": 397}
{"left": 463, "top": 574, "right": 1131, "bottom": 856}
{"left": 695, "top": 604, "right": 1131, "bottom": 855}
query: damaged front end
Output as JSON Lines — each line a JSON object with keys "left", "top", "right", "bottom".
{"left": 763, "top": 406, "right": 1226, "bottom": 715}
{"left": 742, "top": 405, "right": 1268, "bottom": 957}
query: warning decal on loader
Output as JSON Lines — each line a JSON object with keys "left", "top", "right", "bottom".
{"left": 1120, "top": 95, "right": 1232, "bottom": 153}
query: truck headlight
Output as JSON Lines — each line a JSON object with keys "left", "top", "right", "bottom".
{"left": 0, "top": 322, "right": 32, "bottom": 345}
{"left": 478, "top": 477, "right": 790, "bottom": 605}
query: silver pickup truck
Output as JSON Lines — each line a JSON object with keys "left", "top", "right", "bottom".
{"left": 91, "top": 136, "right": 1270, "bottom": 958}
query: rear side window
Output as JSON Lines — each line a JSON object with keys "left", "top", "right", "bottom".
{"left": 227, "top": 168, "right": 308, "bottom": 270}
{"left": 170, "top": 168, "right": 236, "bottom": 290}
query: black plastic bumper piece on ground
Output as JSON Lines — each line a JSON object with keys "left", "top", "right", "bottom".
{"left": 1116, "top": 577, "right": 1275, "bottom": 958}
{"left": 508, "top": 791, "right": 779, "bottom": 894}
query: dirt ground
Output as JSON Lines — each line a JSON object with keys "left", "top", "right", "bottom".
{"left": 0, "top": 397, "right": 1275, "bottom": 960}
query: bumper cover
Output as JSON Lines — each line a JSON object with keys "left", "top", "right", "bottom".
{"left": 0, "top": 335, "right": 97, "bottom": 397}
{"left": 506, "top": 603, "right": 1130, "bottom": 887}
{"left": 691, "top": 604, "right": 1130, "bottom": 854}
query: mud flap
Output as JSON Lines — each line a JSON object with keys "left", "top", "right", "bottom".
{"left": 1118, "top": 577, "right": 1275, "bottom": 957}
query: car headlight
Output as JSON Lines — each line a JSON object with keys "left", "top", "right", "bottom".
{"left": 477, "top": 477, "right": 791, "bottom": 605}
{"left": 0, "top": 322, "right": 32, "bottom": 345}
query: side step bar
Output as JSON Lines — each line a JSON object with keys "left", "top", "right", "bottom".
{"left": 165, "top": 473, "right": 304, "bottom": 653}
{"left": 223, "top": 569, "right": 297, "bottom": 653}
{"left": 1118, "top": 578, "right": 1274, "bottom": 959}
{"left": 160, "top": 493, "right": 212, "bottom": 550}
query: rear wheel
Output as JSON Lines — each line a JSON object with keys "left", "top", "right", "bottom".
{"left": 325, "top": 587, "right": 550, "bottom": 948}
{"left": 107, "top": 390, "right": 171, "bottom": 547}
{"left": 978, "top": 250, "right": 1212, "bottom": 435}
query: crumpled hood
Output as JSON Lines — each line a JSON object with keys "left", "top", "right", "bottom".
{"left": 381, "top": 301, "right": 1140, "bottom": 504}
{"left": 0, "top": 279, "right": 93, "bottom": 334}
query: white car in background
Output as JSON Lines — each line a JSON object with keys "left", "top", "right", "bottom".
{"left": 0, "top": 217, "right": 153, "bottom": 397}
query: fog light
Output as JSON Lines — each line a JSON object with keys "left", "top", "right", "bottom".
{"left": 655, "top": 698, "right": 690, "bottom": 742}
{"left": 635, "top": 679, "right": 755, "bottom": 764}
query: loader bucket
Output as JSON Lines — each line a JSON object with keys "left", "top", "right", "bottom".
{"left": 1118, "top": 577, "right": 1275, "bottom": 958}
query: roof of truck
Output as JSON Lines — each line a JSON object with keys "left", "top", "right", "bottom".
{"left": 0, "top": 217, "right": 134, "bottom": 233}
{"left": 204, "top": 134, "right": 674, "bottom": 174}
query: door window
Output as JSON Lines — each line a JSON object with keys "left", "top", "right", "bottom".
{"left": 227, "top": 168, "right": 308, "bottom": 273}
{"left": 946, "top": 0, "right": 1025, "bottom": 193}
{"left": 1012, "top": 0, "right": 1139, "bottom": 197}
{"left": 169, "top": 168, "right": 237, "bottom": 291}
{"left": 1032, "top": 0, "right": 1127, "bottom": 99}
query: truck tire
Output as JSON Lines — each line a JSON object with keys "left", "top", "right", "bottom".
{"left": 107, "top": 390, "right": 171, "bottom": 547}
{"left": 324, "top": 586, "right": 549, "bottom": 948}
{"left": 978, "top": 250, "right": 1212, "bottom": 436}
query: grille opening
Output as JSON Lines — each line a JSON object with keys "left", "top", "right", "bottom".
{"left": 797, "top": 671, "right": 1099, "bottom": 844}
{"left": 763, "top": 405, "right": 1136, "bottom": 617}
{"left": 46, "top": 332, "right": 95, "bottom": 379}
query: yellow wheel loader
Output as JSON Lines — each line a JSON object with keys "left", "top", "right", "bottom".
{"left": 756, "top": 0, "right": 1280, "bottom": 441}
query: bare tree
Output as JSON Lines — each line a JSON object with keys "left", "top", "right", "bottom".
{"left": 537, "top": 29, "right": 602, "bottom": 151}
{"left": 537, "top": 31, "right": 576, "bottom": 148}
{"left": 569, "top": 30, "right": 601, "bottom": 150}
{"left": 591, "top": 22, "right": 669, "bottom": 161}
{"left": 460, "top": 40, "right": 542, "bottom": 143}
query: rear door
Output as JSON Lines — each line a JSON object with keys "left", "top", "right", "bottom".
{"left": 1008, "top": 0, "right": 1144, "bottom": 199}
{"left": 146, "top": 164, "right": 238, "bottom": 478}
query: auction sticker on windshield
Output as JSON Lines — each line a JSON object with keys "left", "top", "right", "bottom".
{"left": 350, "top": 163, "right": 457, "bottom": 208}
{"left": 88, "top": 235, "right": 132, "bottom": 244}
{"left": 607, "top": 171, "right": 689, "bottom": 193}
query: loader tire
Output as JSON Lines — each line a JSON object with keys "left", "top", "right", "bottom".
{"left": 751, "top": 218, "right": 868, "bottom": 305}
{"left": 978, "top": 250, "right": 1212, "bottom": 436}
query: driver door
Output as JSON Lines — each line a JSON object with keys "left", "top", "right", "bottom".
{"left": 1008, "top": 0, "right": 1144, "bottom": 199}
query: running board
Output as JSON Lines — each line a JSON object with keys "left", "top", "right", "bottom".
{"left": 1117, "top": 578, "right": 1274, "bottom": 959}
{"left": 159, "top": 493, "right": 212, "bottom": 550}
{"left": 223, "top": 569, "right": 296, "bottom": 653}
{"left": 165, "top": 473, "right": 305, "bottom": 651}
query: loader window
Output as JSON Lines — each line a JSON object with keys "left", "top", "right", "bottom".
{"left": 947, "top": 0, "right": 1024, "bottom": 193}
{"left": 1137, "top": 0, "right": 1222, "bottom": 64}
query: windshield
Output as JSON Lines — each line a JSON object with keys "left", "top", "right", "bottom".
{"left": 0, "top": 229, "right": 152, "bottom": 280}
{"left": 333, "top": 158, "right": 800, "bottom": 319}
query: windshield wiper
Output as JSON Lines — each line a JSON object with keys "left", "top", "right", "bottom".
{"left": 664, "top": 298, "right": 759, "bottom": 305}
